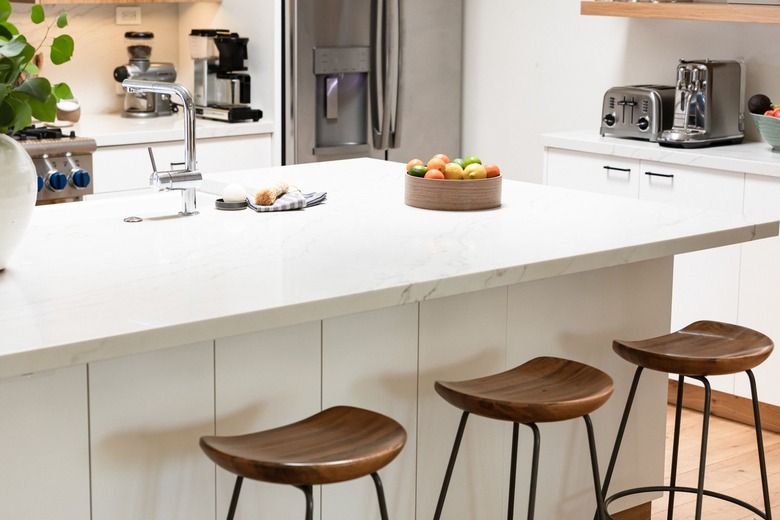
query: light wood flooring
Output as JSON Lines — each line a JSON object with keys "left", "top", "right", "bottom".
{"left": 646, "top": 405, "right": 780, "bottom": 519}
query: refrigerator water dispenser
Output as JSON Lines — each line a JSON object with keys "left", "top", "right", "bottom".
{"left": 313, "top": 47, "right": 371, "bottom": 155}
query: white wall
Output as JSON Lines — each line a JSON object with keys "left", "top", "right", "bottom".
{"left": 462, "top": 0, "right": 780, "bottom": 183}
{"left": 11, "top": 4, "right": 180, "bottom": 115}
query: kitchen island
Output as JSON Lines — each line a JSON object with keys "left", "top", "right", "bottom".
{"left": 1, "top": 158, "right": 776, "bottom": 520}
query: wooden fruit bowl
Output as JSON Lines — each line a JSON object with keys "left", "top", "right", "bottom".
{"left": 404, "top": 174, "right": 502, "bottom": 211}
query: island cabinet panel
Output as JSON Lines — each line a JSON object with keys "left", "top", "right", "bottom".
{"left": 88, "top": 341, "right": 215, "bottom": 520}
{"left": 416, "top": 287, "right": 509, "bottom": 520}
{"left": 321, "top": 304, "right": 418, "bottom": 520}
{"left": 507, "top": 258, "right": 673, "bottom": 515}
{"left": 93, "top": 134, "right": 272, "bottom": 195}
{"left": 0, "top": 365, "right": 90, "bottom": 520}
{"left": 737, "top": 175, "right": 780, "bottom": 405}
{"left": 213, "top": 322, "right": 322, "bottom": 520}
{"left": 544, "top": 149, "right": 640, "bottom": 198}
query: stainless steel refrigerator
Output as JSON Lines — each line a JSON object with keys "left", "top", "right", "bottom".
{"left": 283, "top": 0, "right": 463, "bottom": 165}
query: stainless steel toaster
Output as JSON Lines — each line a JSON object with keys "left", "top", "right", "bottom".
{"left": 600, "top": 85, "right": 676, "bottom": 142}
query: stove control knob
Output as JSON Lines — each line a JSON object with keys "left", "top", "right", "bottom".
{"left": 37, "top": 175, "right": 44, "bottom": 193}
{"left": 47, "top": 171, "right": 68, "bottom": 191}
{"left": 70, "top": 169, "right": 91, "bottom": 189}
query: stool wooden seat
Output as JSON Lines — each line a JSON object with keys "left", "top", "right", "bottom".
{"left": 200, "top": 406, "right": 406, "bottom": 520}
{"left": 612, "top": 320, "right": 773, "bottom": 376}
{"left": 433, "top": 356, "right": 614, "bottom": 520}
{"left": 602, "top": 320, "right": 773, "bottom": 520}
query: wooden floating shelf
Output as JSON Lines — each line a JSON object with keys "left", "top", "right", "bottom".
{"left": 581, "top": 1, "right": 780, "bottom": 24}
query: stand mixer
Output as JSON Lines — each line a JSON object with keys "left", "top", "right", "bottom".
{"left": 113, "top": 32, "right": 177, "bottom": 118}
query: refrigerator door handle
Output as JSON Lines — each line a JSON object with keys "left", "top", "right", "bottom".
{"left": 387, "top": 0, "right": 401, "bottom": 148}
{"left": 370, "top": 0, "right": 392, "bottom": 150}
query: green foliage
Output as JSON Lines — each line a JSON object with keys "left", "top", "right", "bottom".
{"left": 0, "top": 0, "right": 74, "bottom": 133}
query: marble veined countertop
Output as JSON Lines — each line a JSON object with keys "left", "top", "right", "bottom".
{"left": 0, "top": 158, "right": 775, "bottom": 379}
{"left": 541, "top": 130, "right": 780, "bottom": 178}
{"left": 70, "top": 113, "right": 274, "bottom": 147}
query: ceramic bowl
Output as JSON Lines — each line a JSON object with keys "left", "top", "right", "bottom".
{"left": 404, "top": 173, "right": 502, "bottom": 211}
{"left": 751, "top": 113, "right": 780, "bottom": 152}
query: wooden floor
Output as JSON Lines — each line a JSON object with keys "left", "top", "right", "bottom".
{"left": 647, "top": 406, "right": 780, "bottom": 519}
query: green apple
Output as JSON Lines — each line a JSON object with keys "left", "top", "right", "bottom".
{"left": 463, "top": 156, "right": 482, "bottom": 167}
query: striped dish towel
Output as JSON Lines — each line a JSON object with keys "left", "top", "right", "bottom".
{"left": 247, "top": 189, "right": 327, "bottom": 212}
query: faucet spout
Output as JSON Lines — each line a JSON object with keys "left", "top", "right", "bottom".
{"left": 121, "top": 79, "right": 201, "bottom": 215}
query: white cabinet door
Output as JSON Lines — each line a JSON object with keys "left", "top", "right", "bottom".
{"left": 417, "top": 287, "right": 508, "bottom": 520}
{"left": 93, "top": 134, "right": 273, "bottom": 194}
{"left": 738, "top": 174, "right": 780, "bottom": 404}
{"left": 639, "top": 161, "right": 745, "bottom": 394}
{"left": 89, "top": 342, "right": 215, "bottom": 520}
{"left": 213, "top": 322, "right": 322, "bottom": 520}
{"left": 544, "top": 148, "right": 640, "bottom": 199}
{"left": 0, "top": 365, "right": 90, "bottom": 520}
{"left": 322, "top": 305, "right": 418, "bottom": 520}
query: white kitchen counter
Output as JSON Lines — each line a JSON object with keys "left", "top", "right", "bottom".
{"left": 2, "top": 157, "right": 777, "bottom": 520}
{"left": 72, "top": 112, "right": 274, "bottom": 147}
{"left": 541, "top": 130, "right": 780, "bottom": 178}
{"left": 0, "top": 158, "right": 775, "bottom": 379}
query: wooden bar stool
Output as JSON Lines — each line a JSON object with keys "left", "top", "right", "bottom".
{"left": 199, "top": 405, "right": 407, "bottom": 520}
{"left": 601, "top": 320, "right": 773, "bottom": 519}
{"left": 432, "top": 356, "right": 614, "bottom": 520}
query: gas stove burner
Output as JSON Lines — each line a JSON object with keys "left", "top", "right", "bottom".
{"left": 10, "top": 125, "right": 77, "bottom": 141}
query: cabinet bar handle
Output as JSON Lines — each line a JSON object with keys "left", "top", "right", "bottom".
{"left": 603, "top": 166, "right": 631, "bottom": 173}
{"left": 644, "top": 171, "right": 674, "bottom": 178}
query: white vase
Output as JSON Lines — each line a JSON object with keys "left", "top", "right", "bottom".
{"left": 0, "top": 133, "right": 37, "bottom": 271}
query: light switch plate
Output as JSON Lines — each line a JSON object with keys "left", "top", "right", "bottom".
{"left": 115, "top": 7, "right": 142, "bottom": 26}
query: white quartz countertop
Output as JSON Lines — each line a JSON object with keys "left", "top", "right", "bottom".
{"left": 541, "top": 130, "right": 780, "bottom": 178}
{"left": 71, "top": 113, "right": 274, "bottom": 147}
{"left": 0, "top": 158, "right": 776, "bottom": 379}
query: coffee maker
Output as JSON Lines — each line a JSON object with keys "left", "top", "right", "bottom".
{"left": 657, "top": 59, "right": 745, "bottom": 148}
{"left": 189, "top": 29, "right": 263, "bottom": 122}
{"left": 113, "top": 32, "right": 177, "bottom": 118}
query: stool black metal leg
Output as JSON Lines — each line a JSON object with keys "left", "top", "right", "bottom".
{"left": 296, "top": 484, "right": 314, "bottom": 520}
{"left": 526, "top": 423, "right": 541, "bottom": 520}
{"left": 507, "top": 422, "right": 520, "bottom": 520}
{"left": 583, "top": 415, "right": 608, "bottom": 520}
{"left": 226, "top": 476, "right": 243, "bottom": 520}
{"left": 370, "top": 472, "right": 391, "bottom": 520}
{"left": 747, "top": 369, "right": 773, "bottom": 520}
{"left": 692, "top": 376, "right": 712, "bottom": 520}
{"left": 666, "top": 375, "right": 686, "bottom": 520}
{"left": 602, "top": 366, "right": 644, "bottom": 497}
{"left": 433, "top": 411, "right": 470, "bottom": 520}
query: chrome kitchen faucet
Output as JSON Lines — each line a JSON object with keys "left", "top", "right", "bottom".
{"left": 121, "top": 79, "right": 202, "bottom": 215}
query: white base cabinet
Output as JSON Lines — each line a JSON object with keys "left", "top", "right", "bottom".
{"left": 93, "top": 134, "right": 273, "bottom": 195}
{"left": 0, "top": 365, "right": 90, "bottom": 520}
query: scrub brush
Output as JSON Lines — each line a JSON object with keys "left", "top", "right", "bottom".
{"left": 254, "top": 181, "right": 289, "bottom": 206}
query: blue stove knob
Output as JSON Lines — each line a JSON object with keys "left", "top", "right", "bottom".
{"left": 70, "top": 169, "right": 91, "bottom": 189}
{"left": 37, "top": 175, "right": 44, "bottom": 193}
{"left": 47, "top": 171, "right": 68, "bottom": 191}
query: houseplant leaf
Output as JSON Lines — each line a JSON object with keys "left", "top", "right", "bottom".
{"left": 27, "top": 91, "right": 56, "bottom": 122}
{"left": 50, "top": 34, "right": 73, "bottom": 65}
{"left": 16, "top": 76, "right": 51, "bottom": 103}
{"left": 52, "top": 82, "right": 73, "bottom": 101}
{"left": 0, "top": 0, "right": 11, "bottom": 24}
{"left": 56, "top": 12, "right": 68, "bottom": 29}
{"left": 30, "top": 5, "right": 44, "bottom": 25}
